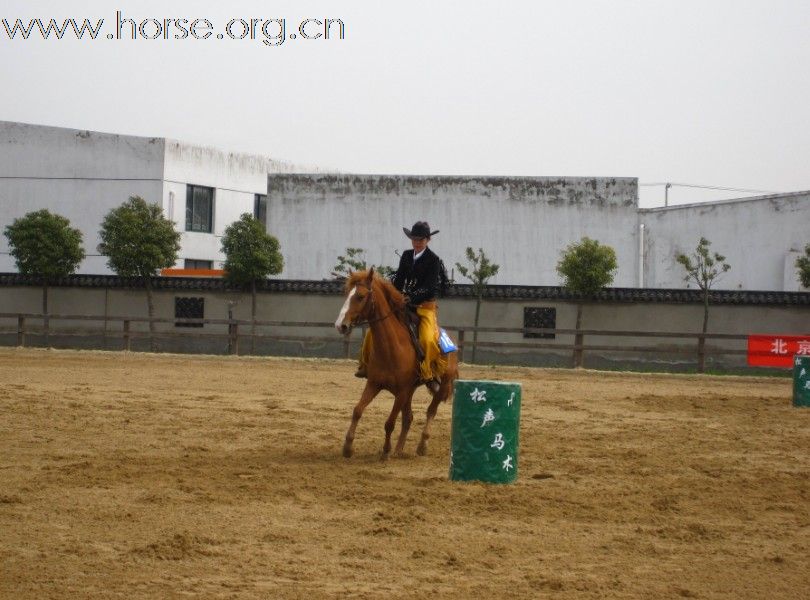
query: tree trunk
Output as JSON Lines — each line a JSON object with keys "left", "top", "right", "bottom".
{"left": 251, "top": 280, "right": 257, "bottom": 354}
{"left": 145, "top": 276, "right": 157, "bottom": 352}
{"left": 42, "top": 282, "right": 49, "bottom": 348}
{"left": 698, "top": 290, "right": 709, "bottom": 373}
{"left": 471, "top": 295, "right": 482, "bottom": 363}
{"left": 227, "top": 301, "right": 235, "bottom": 355}
{"left": 702, "top": 292, "right": 710, "bottom": 335}
{"left": 573, "top": 301, "right": 584, "bottom": 368}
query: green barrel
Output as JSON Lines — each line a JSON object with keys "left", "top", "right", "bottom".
{"left": 449, "top": 380, "right": 522, "bottom": 484}
{"left": 794, "top": 356, "right": 810, "bottom": 407}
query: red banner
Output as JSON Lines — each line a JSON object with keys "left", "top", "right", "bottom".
{"left": 747, "top": 335, "right": 810, "bottom": 368}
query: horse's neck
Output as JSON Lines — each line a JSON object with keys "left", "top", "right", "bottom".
{"left": 368, "top": 289, "right": 409, "bottom": 346}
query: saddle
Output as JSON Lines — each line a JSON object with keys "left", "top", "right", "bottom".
{"left": 405, "top": 307, "right": 426, "bottom": 363}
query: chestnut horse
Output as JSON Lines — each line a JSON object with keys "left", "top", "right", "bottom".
{"left": 334, "top": 268, "right": 459, "bottom": 459}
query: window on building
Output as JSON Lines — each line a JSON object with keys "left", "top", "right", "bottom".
{"left": 185, "top": 184, "right": 214, "bottom": 232}
{"left": 254, "top": 194, "right": 267, "bottom": 229}
{"left": 184, "top": 259, "right": 213, "bottom": 270}
{"left": 175, "top": 297, "right": 204, "bottom": 328}
{"left": 523, "top": 307, "right": 556, "bottom": 339}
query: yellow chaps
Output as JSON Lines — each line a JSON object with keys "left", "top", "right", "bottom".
{"left": 359, "top": 301, "right": 447, "bottom": 381}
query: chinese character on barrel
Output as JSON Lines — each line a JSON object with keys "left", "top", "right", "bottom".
{"left": 794, "top": 355, "right": 810, "bottom": 408}
{"left": 449, "top": 380, "right": 522, "bottom": 484}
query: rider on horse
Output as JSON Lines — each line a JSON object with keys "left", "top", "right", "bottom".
{"left": 355, "top": 221, "right": 447, "bottom": 393}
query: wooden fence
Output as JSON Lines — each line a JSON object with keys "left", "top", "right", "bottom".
{"left": 0, "top": 312, "right": 752, "bottom": 372}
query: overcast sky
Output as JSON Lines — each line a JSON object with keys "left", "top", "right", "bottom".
{"left": 2, "top": 0, "right": 809, "bottom": 208}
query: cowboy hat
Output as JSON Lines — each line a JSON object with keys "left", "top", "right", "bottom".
{"left": 403, "top": 221, "right": 439, "bottom": 239}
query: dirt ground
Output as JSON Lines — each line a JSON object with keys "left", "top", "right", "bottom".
{"left": 0, "top": 348, "right": 808, "bottom": 599}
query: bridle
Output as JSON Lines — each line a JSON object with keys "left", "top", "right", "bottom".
{"left": 348, "top": 282, "right": 400, "bottom": 328}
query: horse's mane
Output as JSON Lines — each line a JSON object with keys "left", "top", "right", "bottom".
{"left": 345, "top": 270, "right": 407, "bottom": 317}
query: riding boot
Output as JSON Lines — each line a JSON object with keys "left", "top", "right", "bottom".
{"left": 425, "top": 378, "right": 440, "bottom": 393}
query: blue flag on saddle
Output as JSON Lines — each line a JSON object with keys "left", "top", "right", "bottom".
{"left": 439, "top": 328, "right": 457, "bottom": 354}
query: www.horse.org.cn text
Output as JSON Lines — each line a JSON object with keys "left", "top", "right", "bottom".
{"left": 2, "top": 11, "right": 347, "bottom": 47}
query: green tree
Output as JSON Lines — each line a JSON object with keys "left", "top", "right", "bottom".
{"left": 796, "top": 244, "right": 810, "bottom": 289}
{"left": 331, "top": 247, "right": 394, "bottom": 279}
{"left": 556, "top": 237, "right": 618, "bottom": 368}
{"left": 4, "top": 209, "right": 85, "bottom": 346}
{"left": 455, "top": 247, "right": 500, "bottom": 363}
{"left": 221, "top": 213, "right": 284, "bottom": 353}
{"left": 98, "top": 196, "right": 180, "bottom": 351}
{"left": 675, "top": 237, "right": 731, "bottom": 372}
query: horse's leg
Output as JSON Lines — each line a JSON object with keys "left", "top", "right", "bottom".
{"left": 343, "top": 381, "right": 381, "bottom": 458}
{"left": 382, "top": 390, "right": 409, "bottom": 460}
{"left": 417, "top": 367, "right": 456, "bottom": 456}
{"left": 418, "top": 353, "right": 459, "bottom": 456}
{"left": 393, "top": 388, "right": 416, "bottom": 457}
{"left": 416, "top": 392, "right": 444, "bottom": 456}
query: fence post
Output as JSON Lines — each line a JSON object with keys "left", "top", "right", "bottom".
{"left": 343, "top": 332, "right": 351, "bottom": 359}
{"left": 43, "top": 313, "right": 50, "bottom": 348}
{"left": 17, "top": 315, "right": 25, "bottom": 347}
{"left": 123, "top": 320, "right": 131, "bottom": 351}
{"left": 250, "top": 318, "right": 256, "bottom": 356}
{"left": 229, "top": 322, "right": 239, "bottom": 355}
{"left": 457, "top": 329, "right": 465, "bottom": 363}
{"left": 697, "top": 333, "right": 706, "bottom": 373}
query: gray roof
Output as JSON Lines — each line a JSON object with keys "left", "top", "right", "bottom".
{"left": 1, "top": 273, "right": 808, "bottom": 306}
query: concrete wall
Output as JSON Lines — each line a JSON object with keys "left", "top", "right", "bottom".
{"left": 0, "top": 121, "right": 165, "bottom": 273}
{"left": 640, "top": 192, "right": 810, "bottom": 291}
{"left": 267, "top": 174, "right": 640, "bottom": 286}
{"left": 267, "top": 173, "right": 809, "bottom": 291}
{"left": 1, "top": 284, "right": 807, "bottom": 372}
{"left": 439, "top": 295, "right": 808, "bottom": 369}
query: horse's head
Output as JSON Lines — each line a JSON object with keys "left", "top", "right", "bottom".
{"left": 334, "top": 268, "right": 377, "bottom": 335}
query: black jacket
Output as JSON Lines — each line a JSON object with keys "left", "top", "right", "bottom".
{"left": 391, "top": 247, "right": 442, "bottom": 306}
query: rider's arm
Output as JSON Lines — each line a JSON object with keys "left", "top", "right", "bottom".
{"left": 407, "top": 255, "right": 440, "bottom": 305}
{"left": 391, "top": 251, "right": 409, "bottom": 291}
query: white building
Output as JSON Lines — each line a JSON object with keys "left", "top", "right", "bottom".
{"left": 639, "top": 193, "right": 810, "bottom": 291}
{"left": 2, "top": 122, "right": 808, "bottom": 291}
{"left": 0, "top": 121, "right": 312, "bottom": 273}
{"left": 267, "top": 174, "right": 810, "bottom": 291}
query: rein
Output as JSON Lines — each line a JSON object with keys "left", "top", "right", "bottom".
{"left": 351, "top": 283, "right": 403, "bottom": 327}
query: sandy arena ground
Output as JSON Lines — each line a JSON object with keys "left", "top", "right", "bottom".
{"left": 0, "top": 348, "right": 808, "bottom": 599}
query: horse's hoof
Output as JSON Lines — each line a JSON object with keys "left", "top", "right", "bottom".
{"left": 416, "top": 441, "right": 427, "bottom": 456}
{"left": 393, "top": 450, "right": 406, "bottom": 459}
{"left": 379, "top": 452, "right": 389, "bottom": 462}
{"left": 342, "top": 445, "right": 353, "bottom": 458}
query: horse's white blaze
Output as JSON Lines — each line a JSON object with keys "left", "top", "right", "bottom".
{"left": 335, "top": 286, "right": 356, "bottom": 331}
